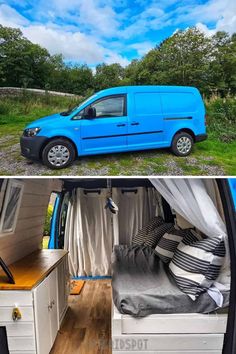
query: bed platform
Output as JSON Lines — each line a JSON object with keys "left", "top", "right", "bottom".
{"left": 112, "top": 303, "right": 228, "bottom": 353}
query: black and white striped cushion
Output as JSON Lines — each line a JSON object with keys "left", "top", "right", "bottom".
{"left": 132, "top": 216, "right": 164, "bottom": 246}
{"left": 155, "top": 227, "right": 194, "bottom": 263}
{"left": 144, "top": 222, "right": 174, "bottom": 248}
{"left": 169, "top": 231, "right": 226, "bottom": 300}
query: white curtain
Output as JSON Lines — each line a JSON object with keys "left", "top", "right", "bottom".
{"left": 64, "top": 186, "right": 159, "bottom": 276}
{"left": 64, "top": 188, "right": 113, "bottom": 277}
{"left": 150, "top": 178, "right": 227, "bottom": 240}
{"left": 149, "top": 178, "right": 230, "bottom": 287}
{"left": 113, "top": 187, "right": 159, "bottom": 245}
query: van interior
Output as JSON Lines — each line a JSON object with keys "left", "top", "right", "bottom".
{"left": 0, "top": 178, "right": 235, "bottom": 354}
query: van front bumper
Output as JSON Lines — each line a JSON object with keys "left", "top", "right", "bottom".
{"left": 195, "top": 133, "right": 208, "bottom": 142}
{"left": 20, "top": 136, "right": 48, "bottom": 160}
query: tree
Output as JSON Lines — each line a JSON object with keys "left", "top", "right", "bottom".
{"left": 94, "top": 63, "right": 125, "bottom": 90}
{"left": 0, "top": 25, "right": 53, "bottom": 88}
{"left": 209, "top": 32, "right": 236, "bottom": 95}
{"left": 0, "top": 24, "right": 235, "bottom": 96}
{"left": 124, "top": 59, "right": 142, "bottom": 85}
{"left": 49, "top": 64, "right": 94, "bottom": 95}
{"left": 137, "top": 28, "right": 212, "bottom": 94}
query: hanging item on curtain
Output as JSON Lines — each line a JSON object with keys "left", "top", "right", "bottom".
{"left": 105, "top": 197, "right": 119, "bottom": 214}
{"left": 64, "top": 188, "right": 114, "bottom": 277}
{"left": 105, "top": 179, "right": 119, "bottom": 214}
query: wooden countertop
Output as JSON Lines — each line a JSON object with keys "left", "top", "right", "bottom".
{"left": 0, "top": 249, "right": 68, "bottom": 290}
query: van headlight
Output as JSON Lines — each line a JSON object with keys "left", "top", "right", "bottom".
{"left": 23, "top": 127, "right": 41, "bottom": 137}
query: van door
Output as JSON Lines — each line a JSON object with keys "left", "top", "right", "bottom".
{"left": 217, "top": 179, "right": 236, "bottom": 354}
{"left": 80, "top": 95, "right": 128, "bottom": 154}
{"left": 127, "top": 92, "right": 164, "bottom": 149}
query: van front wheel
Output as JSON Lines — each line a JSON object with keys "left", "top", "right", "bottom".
{"left": 171, "top": 132, "right": 194, "bottom": 157}
{"left": 42, "top": 139, "right": 75, "bottom": 169}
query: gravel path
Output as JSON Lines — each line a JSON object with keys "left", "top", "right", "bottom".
{"left": 0, "top": 140, "right": 225, "bottom": 176}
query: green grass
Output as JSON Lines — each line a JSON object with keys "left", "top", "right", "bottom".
{"left": 0, "top": 93, "right": 235, "bottom": 176}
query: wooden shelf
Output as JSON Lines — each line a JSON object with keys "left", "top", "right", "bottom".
{"left": 0, "top": 249, "right": 68, "bottom": 290}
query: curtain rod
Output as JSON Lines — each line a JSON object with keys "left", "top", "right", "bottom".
{"left": 83, "top": 189, "right": 101, "bottom": 195}
{"left": 121, "top": 188, "right": 138, "bottom": 194}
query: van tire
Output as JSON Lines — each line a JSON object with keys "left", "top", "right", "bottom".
{"left": 171, "top": 132, "right": 194, "bottom": 157}
{"left": 42, "top": 138, "right": 75, "bottom": 169}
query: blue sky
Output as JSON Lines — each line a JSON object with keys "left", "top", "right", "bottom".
{"left": 0, "top": 0, "right": 235, "bottom": 67}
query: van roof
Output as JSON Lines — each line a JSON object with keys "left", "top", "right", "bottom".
{"left": 98, "top": 85, "right": 199, "bottom": 95}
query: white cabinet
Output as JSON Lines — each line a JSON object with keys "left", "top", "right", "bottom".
{"left": 34, "top": 268, "right": 59, "bottom": 354}
{"left": 0, "top": 253, "right": 68, "bottom": 354}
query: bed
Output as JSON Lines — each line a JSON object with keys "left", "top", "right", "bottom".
{"left": 112, "top": 245, "right": 229, "bottom": 317}
{"left": 111, "top": 245, "right": 229, "bottom": 353}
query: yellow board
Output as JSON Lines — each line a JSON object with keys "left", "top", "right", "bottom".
{"left": 70, "top": 280, "right": 85, "bottom": 295}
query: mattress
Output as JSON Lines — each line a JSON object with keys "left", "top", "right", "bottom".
{"left": 112, "top": 245, "right": 229, "bottom": 317}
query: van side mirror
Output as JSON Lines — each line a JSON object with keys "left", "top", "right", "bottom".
{"left": 84, "top": 107, "right": 96, "bottom": 119}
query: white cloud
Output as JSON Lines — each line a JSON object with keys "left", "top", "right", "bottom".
{"left": 131, "top": 41, "right": 154, "bottom": 56}
{"left": 26, "top": 0, "right": 121, "bottom": 38}
{"left": 120, "top": 4, "right": 169, "bottom": 39}
{"left": 76, "top": 0, "right": 120, "bottom": 37}
{"left": 0, "top": 3, "right": 129, "bottom": 66}
{"left": 104, "top": 51, "right": 130, "bottom": 66}
{"left": 0, "top": 0, "right": 236, "bottom": 68}
{"left": 22, "top": 25, "right": 104, "bottom": 63}
{"left": 196, "top": 23, "right": 216, "bottom": 36}
{"left": 174, "top": 0, "right": 236, "bottom": 35}
{"left": 122, "top": 0, "right": 236, "bottom": 38}
{"left": 0, "top": 4, "right": 29, "bottom": 27}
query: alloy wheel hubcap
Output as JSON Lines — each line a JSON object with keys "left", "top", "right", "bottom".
{"left": 48, "top": 145, "right": 70, "bottom": 167}
{"left": 177, "top": 137, "right": 192, "bottom": 154}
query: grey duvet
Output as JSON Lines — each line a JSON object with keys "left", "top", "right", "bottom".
{"left": 112, "top": 245, "right": 229, "bottom": 317}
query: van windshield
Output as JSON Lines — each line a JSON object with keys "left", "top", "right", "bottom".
{"left": 60, "top": 94, "right": 98, "bottom": 116}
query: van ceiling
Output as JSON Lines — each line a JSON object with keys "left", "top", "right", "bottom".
{"left": 62, "top": 178, "right": 153, "bottom": 190}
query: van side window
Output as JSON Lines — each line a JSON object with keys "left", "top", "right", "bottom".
{"left": 91, "top": 95, "right": 126, "bottom": 118}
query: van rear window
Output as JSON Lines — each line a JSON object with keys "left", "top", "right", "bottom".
{"left": 134, "top": 92, "right": 162, "bottom": 115}
{"left": 161, "top": 92, "right": 197, "bottom": 114}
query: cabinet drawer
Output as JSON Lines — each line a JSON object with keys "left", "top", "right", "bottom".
{"left": 8, "top": 337, "right": 36, "bottom": 351}
{"left": 1, "top": 322, "right": 35, "bottom": 336}
{"left": 0, "top": 292, "right": 32, "bottom": 306}
{"left": 0, "top": 307, "right": 34, "bottom": 322}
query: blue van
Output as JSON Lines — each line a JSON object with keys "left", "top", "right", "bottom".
{"left": 20, "top": 86, "right": 207, "bottom": 169}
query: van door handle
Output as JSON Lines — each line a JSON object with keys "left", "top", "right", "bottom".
{"left": 117, "top": 123, "right": 126, "bottom": 127}
{"left": 131, "top": 122, "right": 139, "bottom": 126}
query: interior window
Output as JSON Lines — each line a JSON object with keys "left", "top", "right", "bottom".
{"left": 0, "top": 179, "right": 7, "bottom": 214}
{"left": 0, "top": 180, "right": 24, "bottom": 235}
{"left": 92, "top": 96, "right": 125, "bottom": 118}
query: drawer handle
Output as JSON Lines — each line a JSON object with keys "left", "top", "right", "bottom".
{"left": 48, "top": 300, "right": 55, "bottom": 311}
{"left": 48, "top": 303, "right": 53, "bottom": 311}
{"left": 12, "top": 307, "right": 22, "bottom": 321}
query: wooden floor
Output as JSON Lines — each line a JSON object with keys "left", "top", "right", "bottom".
{"left": 51, "top": 280, "right": 112, "bottom": 354}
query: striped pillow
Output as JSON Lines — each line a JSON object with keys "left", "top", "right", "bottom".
{"left": 169, "top": 231, "right": 226, "bottom": 300}
{"left": 132, "top": 216, "right": 164, "bottom": 246}
{"left": 144, "top": 222, "right": 174, "bottom": 248}
{"left": 155, "top": 227, "right": 194, "bottom": 263}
